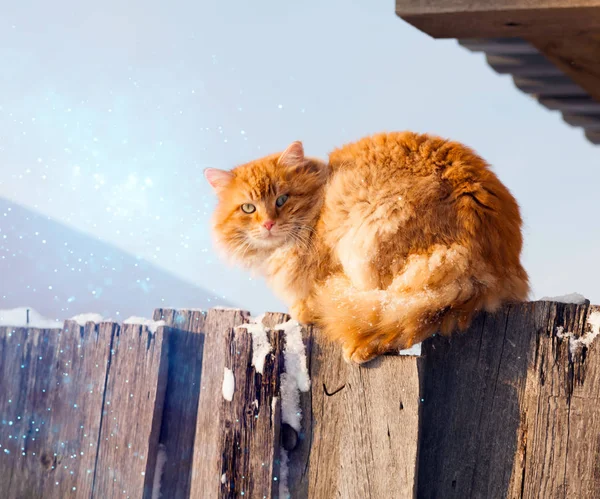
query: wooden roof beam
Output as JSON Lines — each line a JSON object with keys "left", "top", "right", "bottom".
{"left": 395, "top": 1, "right": 600, "bottom": 39}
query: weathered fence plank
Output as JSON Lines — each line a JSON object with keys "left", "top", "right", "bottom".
{"left": 0, "top": 321, "right": 115, "bottom": 499}
{"left": 186, "top": 309, "right": 286, "bottom": 499}
{"left": 2, "top": 302, "right": 599, "bottom": 498}
{"left": 417, "top": 301, "right": 600, "bottom": 499}
{"left": 518, "top": 303, "right": 600, "bottom": 499}
{"left": 92, "top": 323, "right": 169, "bottom": 499}
{"left": 152, "top": 308, "right": 206, "bottom": 499}
{"left": 283, "top": 324, "right": 313, "bottom": 499}
{"left": 219, "top": 312, "right": 284, "bottom": 498}
{"left": 287, "top": 326, "right": 421, "bottom": 498}
{"left": 187, "top": 309, "right": 249, "bottom": 497}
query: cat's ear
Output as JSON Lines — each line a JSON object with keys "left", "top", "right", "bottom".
{"left": 204, "top": 168, "right": 234, "bottom": 194}
{"left": 278, "top": 141, "right": 305, "bottom": 167}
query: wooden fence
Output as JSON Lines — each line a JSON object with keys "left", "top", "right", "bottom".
{"left": 0, "top": 301, "right": 599, "bottom": 498}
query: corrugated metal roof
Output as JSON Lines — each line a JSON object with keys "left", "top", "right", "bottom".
{"left": 459, "top": 38, "right": 600, "bottom": 145}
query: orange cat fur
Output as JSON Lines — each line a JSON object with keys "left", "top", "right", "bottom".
{"left": 205, "top": 132, "right": 529, "bottom": 364}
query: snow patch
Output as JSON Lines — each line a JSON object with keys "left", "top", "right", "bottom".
{"left": 399, "top": 343, "right": 422, "bottom": 356}
{"left": 151, "top": 444, "right": 167, "bottom": 499}
{"left": 236, "top": 314, "right": 273, "bottom": 374}
{"left": 279, "top": 449, "right": 290, "bottom": 499}
{"left": 222, "top": 367, "right": 235, "bottom": 401}
{"left": 70, "top": 313, "right": 105, "bottom": 326}
{"left": 0, "top": 307, "right": 61, "bottom": 329}
{"left": 276, "top": 320, "right": 310, "bottom": 393}
{"left": 589, "top": 310, "right": 600, "bottom": 334}
{"left": 123, "top": 316, "right": 166, "bottom": 333}
{"left": 556, "top": 310, "right": 600, "bottom": 356}
{"left": 273, "top": 319, "right": 310, "bottom": 497}
{"left": 540, "top": 292, "right": 587, "bottom": 304}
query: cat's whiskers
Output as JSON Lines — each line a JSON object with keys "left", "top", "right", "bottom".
{"left": 286, "top": 224, "right": 316, "bottom": 256}
{"left": 228, "top": 233, "right": 255, "bottom": 262}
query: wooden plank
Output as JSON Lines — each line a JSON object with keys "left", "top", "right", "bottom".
{"left": 486, "top": 54, "right": 561, "bottom": 77}
{"left": 417, "top": 301, "right": 600, "bottom": 498}
{"left": 395, "top": 1, "right": 600, "bottom": 38}
{"left": 538, "top": 96, "right": 600, "bottom": 113}
{"left": 188, "top": 309, "right": 248, "bottom": 497}
{"left": 529, "top": 32, "right": 600, "bottom": 104}
{"left": 418, "top": 304, "right": 537, "bottom": 497}
{"left": 152, "top": 309, "right": 206, "bottom": 499}
{"left": 517, "top": 303, "right": 600, "bottom": 498}
{"left": 513, "top": 75, "right": 587, "bottom": 96}
{"left": 563, "top": 113, "right": 600, "bottom": 129}
{"left": 92, "top": 323, "right": 169, "bottom": 499}
{"left": 0, "top": 321, "right": 114, "bottom": 499}
{"left": 585, "top": 130, "right": 600, "bottom": 144}
{"left": 288, "top": 327, "right": 421, "bottom": 498}
{"left": 218, "top": 312, "right": 284, "bottom": 498}
{"left": 283, "top": 324, "right": 313, "bottom": 499}
{"left": 459, "top": 38, "right": 538, "bottom": 55}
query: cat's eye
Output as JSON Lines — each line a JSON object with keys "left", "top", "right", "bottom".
{"left": 276, "top": 195, "right": 289, "bottom": 207}
{"left": 241, "top": 203, "right": 256, "bottom": 214}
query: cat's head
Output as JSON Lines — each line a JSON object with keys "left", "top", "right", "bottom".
{"left": 205, "top": 141, "right": 328, "bottom": 265}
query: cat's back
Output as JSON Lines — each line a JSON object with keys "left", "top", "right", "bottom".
{"left": 322, "top": 131, "right": 520, "bottom": 254}
{"left": 328, "top": 131, "right": 490, "bottom": 179}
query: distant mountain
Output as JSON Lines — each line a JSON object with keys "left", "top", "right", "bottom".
{"left": 0, "top": 198, "right": 233, "bottom": 321}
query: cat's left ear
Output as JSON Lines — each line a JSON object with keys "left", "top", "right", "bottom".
{"left": 204, "top": 168, "right": 234, "bottom": 194}
{"left": 278, "top": 141, "right": 305, "bottom": 167}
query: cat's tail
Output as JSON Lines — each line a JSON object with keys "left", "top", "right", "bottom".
{"left": 315, "top": 243, "right": 526, "bottom": 364}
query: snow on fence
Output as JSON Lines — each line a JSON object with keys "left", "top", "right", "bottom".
{"left": 0, "top": 301, "right": 599, "bottom": 498}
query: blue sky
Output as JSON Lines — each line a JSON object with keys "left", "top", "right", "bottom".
{"left": 1, "top": 0, "right": 598, "bottom": 315}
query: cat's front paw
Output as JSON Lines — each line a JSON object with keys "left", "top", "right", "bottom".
{"left": 342, "top": 343, "right": 380, "bottom": 365}
{"left": 290, "top": 301, "right": 315, "bottom": 324}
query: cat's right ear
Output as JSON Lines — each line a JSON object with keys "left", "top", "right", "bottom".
{"left": 204, "top": 168, "right": 234, "bottom": 194}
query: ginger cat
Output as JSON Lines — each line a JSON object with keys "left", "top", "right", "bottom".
{"left": 205, "top": 132, "right": 529, "bottom": 364}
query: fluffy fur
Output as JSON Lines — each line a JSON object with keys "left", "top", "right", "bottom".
{"left": 205, "top": 132, "right": 529, "bottom": 364}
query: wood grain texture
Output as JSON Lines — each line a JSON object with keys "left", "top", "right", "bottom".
{"left": 92, "top": 323, "right": 169, "bottom": 499}
{"left": 219, "top": 312, "right": 284, "bottom": 499}
{"left": 3, "top": 303, "right": 599, "bottom": 498}
{"left": 288, "top": 326, "right": 421, "bottom": 498}
{"left": 417, "top": 301, "right": 600, "bottom": 499}
{"left": 188, "top": 308, "right": 249, "bottom": 498}
{"left": 515, "top": 303, "right": 600, "bottom": 498}
{"left": 486, "top": 53, "right": 561, "bottom": 77}
{"left": 529, "top": 31, "right": 600, "bottom": 104}
{"left": 0, "top": 321, "right": 114, "bottom": 499}
{"left": 395, "top": 1, "right": 600, "bottom": 38}
{"left": 152, "top": 308, "right": 206, "bottom": 499}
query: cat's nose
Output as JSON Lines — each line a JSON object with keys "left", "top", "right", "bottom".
{"left": 263, "top": 220, "right": 275, "bottom": 231}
